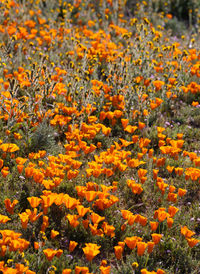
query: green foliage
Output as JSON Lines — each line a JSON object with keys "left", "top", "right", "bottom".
{"left": 29, "top": 121, "right": 56, "bottom": 153}
{"left": 164, "top": 17, "right": 187, "bottom": 37}
{"left": 126, "top": 0, "right": 200, "bottom": 24}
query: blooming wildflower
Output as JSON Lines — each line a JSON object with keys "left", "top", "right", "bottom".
{"left": 82, "top": 243, "right": 101, "bottom": 261}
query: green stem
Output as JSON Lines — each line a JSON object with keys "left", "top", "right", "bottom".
{"left": 144, "top": 254, "right": 149, "bottom": 268}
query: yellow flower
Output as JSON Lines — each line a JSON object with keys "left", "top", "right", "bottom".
{"left": 132, "top": 262, "right": 139, "bottom": 269}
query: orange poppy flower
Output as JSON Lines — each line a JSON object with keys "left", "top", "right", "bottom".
{"left": 153, "top": 80, "right": 165, "bottom": 91}
{"left": 160, "top": 146, "right": 170, "bottom": 156}
{"left": 167, "top": 217, "right": 174, "bottom": 228}
{"left": 41, "top": 195, "right": 55, "bottom": 214}
{"left": 56, "top": 249, "right": 63, "bottom": 258}
{"left": 138, "top": 215, "right": 148, "bottom": 226}
{"left": 82, "top": 243, "right": 101, "bottom": 261}
{"left": 69, "top": 241, "right": 78, "bottom": 252}
{"left": 156, "top": 157, "right": 166, "bottom": 167}
{"left": 42, "top": 179, "right": 55, "bottom": 190}
{"left": 127, "top": 180, "right": 143, "bottom": 195}
{"left": 17, "top": 164, "right": 24, "bottom": 174}
{"left": 124, "top": 236, "right": 140, "bottom": 249}
{"left": 25, "top": 166, "right": 34, "bottom": 178}
{"left": 186, "top": 238, "right": 199, "bottom": 248}
{"left": 106, "top": 111, "right": 114, "bottom": 120}
{"left": 143, "top": 109, "right": 149, "bottom": 116}
{"left": 84, "top": 191, "right": 97, "bottom": 202}
{"left": 76, "top": 205, "right": 90, "bottom": 217}
{"left": 157, "top": 127, "right": 165, "bottom": 134}
{"left": 143, "top": 78, "right": 150, "bottom": 86}
{"left": 116, "top": 242, "right": 125, "bottom": 250}
{"left": 82, "top": 219, "right": 89, "bottom": 229}
{"left": 18, "top": 212, "right": 29, "bottom": 229}
{"left": 26, "top": 208, "right": 42, "bottom": 223}
{"left": 181, "top": 226, "right": 195, "bottom": 238}
{"left": 90, "top": 212, "right": 105, "bottom": 224}
{"left": 66, "top": 214, "right": 80, "bottom": 228}
{"left": 194, "top": 158, "right": 200, "bottom": 167}
{"left": 0, "top": 214, "right": 11, "bottom": 223}
{"left": 100, "top": 111, "right": 107, "bottom": 121}
{"left": 132, "top": 135, "right": 139, "bottom": 143}
{"left": 4, "top": 198, "right": 18, "bottom": 214}
{"left": 139, "top": 138, "right": 151, "bottom": 148}
{"left": 147, "top": 241, "right": 155, "bottom": 254}
{"left": 100, "top": 265, "right": 111, "bottom": 274}
{"left": 153, "top": 169, "right": 159, "bottom": 179}
{"left": 166, "top": 166, "right": 174, "bottom": 174}
{"left": 151, "top": 233, "right": 162, "bottom": 244}
{"left": 158, "top": 140, "right": 166, "bottom": 148}
{"left": 0, "top": 159, "right": 3, "bottom": 169}
{"left": 43, "top": 248, "right": 57, "bottom": 261}
{"left": 1, "top": 167, "right": 9, "bottom": 178}
{"left": 140, "top": 269, "right": 152, "bottom": 274}
{"left": 127, "top": 214, "right": 137, "bottom": 226}
{"left": 75, "top": 266, "right": 89, "bottom": 274}
{"left": 114, "top": 245, "right": 123, "bottom": 260}
{"left": 168, "top": 206, "right": 179, "bottom": 218}
{"left": 0, "top": 245, "right": 7, "bottom": 256}
{"left": 89, "top": 223, "right": 104, "bottom": 237}
{"left": 100, "top": 260, "right": 108, "bottom": 267}
{"left": 64, "top": 195, "right": 79, "bottom": 209}
{"left": 157, "top": 269, "right": 165, "bottom": 274}
{"left": 138, "top": 121, "right": 145, "bottom": 130}
{"left": 150, "top": 221, "right": 159, "bottom": 231}
{"left": 41, "top": 216, "right": 49, "bottom": 232}
{"left": 27, "top": 197, "right": 42, "bottom": 208}
{"left": 13, "top": 133, "right": 22, "bottom": 140}
{"left": 177, "top": 133, "right": 183, "bottom": 139}
{"left": 62, "top": 269, "right": 72, "bottom": 274}
{"left": 101, "top": 125, "right": 111, "bottom": 136}
{"left": 154, "top": 208, "right": 165, "bottom": 218}
{"left": 121, "top": 209, "right": 133, "bottom": 220}
{"left": 137, "top": 241, "right": 147, "bottom": 256}
{"left": 178, "top": 188, "right": 187, "bottom": 197}
{"left": 33, "top": 170, "right": 44, "bottom": 184}
{"left": 102, "top": 222, "right": 115, "bottom": 237}
{"left": 169, "top": 185, "right": 176, "bottom": 192}
{"left": 167, "top": 193, "right": 177, "bottom": 203}
{"left": 192, "top": 101, "right": 199, "bottom": 107}
{"left": 0, "top": 143, "right": 20, "bottom": 153}
{"left": 166, "top": 91, "right": 172, "bottom": 98}
{"left": 15, "top": 263, "right": 29, "bottom": 273}
{"left": 119, "top": 138, "right": 133, "bottom": 147}
{"left": 127, "top": 158, "right": 141, "bottom": 168}
{"left": 121, "top": 119, "right": 129, "bottom": 128}
{"left": 51, "top": 230, "right": 59, "bottom": 239}
{"left": 124, "top": 125, "right": 138, "bottom": 134}
{"left": 138, "top": 169, "right": 147, "bottom": 179}
{"left": 67, "top": 169, "right": 79, "bottom": 180}
{"left": 157, "top": 210, "right": 169, "bottom": 222}
{"left": 175, "top": 167, "right": 183, "bottom": 176}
